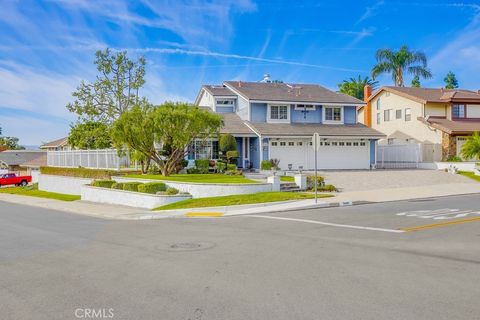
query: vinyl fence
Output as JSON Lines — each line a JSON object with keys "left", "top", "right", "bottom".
{"left": 47, "top": 149, "right": 131, "bottom": 170}
{"left": 376, "top": 144, "right": 422, "bottom": 169}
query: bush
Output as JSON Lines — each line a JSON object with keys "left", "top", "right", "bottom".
{"left": 194, "top": 159, "right": 210, "bottom": 174}
{"left": 219, "top": 134, "right": 237, "bottom": 154}
{"left": 226, "top": 150, "right": 239, "bottom": 163}
{"left": 306, "top": 175, "right": 325, "bottom": 190}
{"left": 318, "top": 184, "right": 337, "bottom": 192}
{"left": 227, "top": 164, "right": 237, "bottom": 171}
{"left": 111, "top": 182, "right": 124, "bottom": 190}
{"left": 225, "top": 170, "right": 242, "bottom": 176}
{"left": 261, "top": 160, "right": 272, "bottom": 170}
{"left": 446, "top": 155, "right": 463, "bottom": 162}
{"left": 187, "top": 168, "right": 201, "bottom": 174}
{"left": 166, "top": 187, "right": 179, "bottom": 195}
{"left": 91, "top": 179, "right": 116, "bottom": 188}
{"left": 122, "top": 182, "right": 142, "bottom": 192}
{"left": 138, "top": 182, "right": 166, "bottom": 194}
{"left": 40, "top": 166, "right": 139, "bottom": 179}
{"left": 216, "top": 161, "right": 227, "bottom": 173}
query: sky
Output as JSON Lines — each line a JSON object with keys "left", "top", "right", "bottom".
{"left": 1, "top": 0, "right": 480, "bottom": 146}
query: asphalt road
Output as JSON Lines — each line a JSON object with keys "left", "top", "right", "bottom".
{"left": 1, "top": 194, "right": 480, "bottom": 320}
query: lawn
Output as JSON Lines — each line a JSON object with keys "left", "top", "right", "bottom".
{"left": 280, "top": 175, "right": 294, "bottom": 182}
{"left": 0, "top": 184, "right": 80, "bottom": 201}
{"left": 459, "top": 171, "right": 480, "bottom": 182}
{"left": 154, "top": 191, "right": 333, "bottom": 210}
{"left": 124, "top": 173, "right": 258, "bottom": 184}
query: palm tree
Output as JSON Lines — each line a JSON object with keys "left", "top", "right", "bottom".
{"left": 461, "top": 132, "right": 480, "bottom": 160}
{"left": 338, "top": 75, "right": 378, "bottom": 100}
{"left": 371, "top": 45, "right": 432, "bottom": 87}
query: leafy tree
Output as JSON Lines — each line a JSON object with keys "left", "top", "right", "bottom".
{"left": 0, "top": 125, "right": 24, "bottom": 150}
{"left": 444, "top": 71, "right": 459, "bottom": 89}
{"left": 411, "top": 75, "right": 421, "bottom": 88}
{"left": 111, "top": 101, "right": 223, "bottom": 176}
{"left": 66, "top": 48, "right": 146, "bottom": 123}
{"left": 338, "top": 75, "right": 378, "bottom": 100}
{"left": 371, "top": 45, "right": 432, "bottom": 87}
{"left": 219, "top": 134, "right": 237, "bottom": 156}
{"left": 461, "top": 132, "right": 480, "bottom": 160}
{"left": 67, "top": 121, "right": 112, "bottom": 149}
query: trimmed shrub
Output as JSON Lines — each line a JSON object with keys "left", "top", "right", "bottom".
{"left": 91, "top": 180, "right": 116, "bottom": 188}
{"left": 261, "top": 160, "right": 272, "bottom": 170}
{"left": 216, "top": 161, "right": 227, "bottom": 173}
{"left": 306, "top": 175, "right": 325, "bottom": 190}
{"left": 318, "top": 184, "right": 337, "bottom": 192}
{"left": 138, "top": 182, "right": 167, "bottom": 194}
{"left": 166, "top": 187, "right": 179, "bottom": 195}
{"left": 226, "top": 164, "right": 237, "bottom": 171}
{"left": 187, "top": 168, "right": 201, "bottom": 174}
{"left": 446, "top": 155, "right": 463, "bottom": 162}
{"left": 219, "top": 133, "right": 237, "bottom": 154}
{"left": 226, "top": 150, "right": 239, "bottom": 163}
{"left": 122, "top": 182, "right": 142, "bottom": 192}
{"left": 225, "top": 170, "right": 242, "bottom": 176}
{"left": 40, "top": 166, "right": 140, "bottom": 179}
{"left": 111, "top": 182, "right": 124, "bottom": 190}
{"left": 195, "top": 159, "right": 210, "bottom": 174}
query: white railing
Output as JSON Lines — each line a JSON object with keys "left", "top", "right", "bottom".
{"left": 47, "top": 149, "right": 130, "bottom": 170}
{"left": 376, "top": 143, "right": 422, "bottom": 169}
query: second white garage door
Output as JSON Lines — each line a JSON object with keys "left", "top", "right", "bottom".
{"left": 269, "top": 139, "right": 371, "bottom": 170}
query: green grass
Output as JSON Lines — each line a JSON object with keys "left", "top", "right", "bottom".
{"left": 0, "top": 184, "right": 80, "bottom": 201}
{"left": 124, "top": 173, "right": 258, "bottom": 184}
{"left": 154, "top": 191, "right": 333, "bottom": 210}
{"left": 280, "top": 175, "right": 294, "bottom": 182}
{"left": 459, "top": 171, "right": 480, "bottom": 182}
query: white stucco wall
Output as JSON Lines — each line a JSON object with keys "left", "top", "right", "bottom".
{"left": 418, "top": 162, "right": 477, "bottom": 172}
{"left": 38, "top": 174, "right": 93, "bottom": 195}
{"left": 112, "top": 176, "right": 273, "bottom": 198}
{"left": 81, "top": 185, "right": 191, "bottom": 209}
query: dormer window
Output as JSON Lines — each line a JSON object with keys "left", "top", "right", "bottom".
{"left": 216, "top": 99, "right": 235, "bottom": 107}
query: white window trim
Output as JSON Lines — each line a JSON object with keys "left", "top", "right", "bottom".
{"left": 323, "top": 106, "right": 344, "bottom": 124}
{"left": 294, "top": 104, "right": 316, "bottom": 111}
{"left": 267, "top": 104, "right": 290, "bottom": 123}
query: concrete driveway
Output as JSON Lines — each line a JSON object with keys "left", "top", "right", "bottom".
{"left": 319, "top": 169, "right": 476, "bottom": 192}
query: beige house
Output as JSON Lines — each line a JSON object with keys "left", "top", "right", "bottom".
{"left": 40, "top": 137, "right": 70, "bottom": 151}
{"left": 360, "top": 86, "right": 480, "bottom": 161}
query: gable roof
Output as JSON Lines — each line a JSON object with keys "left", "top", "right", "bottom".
{"left": 22, "top": 153, "right": 47, "bottom": 168}
{"left": 368, "top": 86, "right": 480, "bottom": 104}
{"left": 419, "top": 116, "right": 480, "bottom": 135}
{"left": 202, "top": 85, "right": 236, "bottom": 97}
{"left": 223, "top": 81, "right": 365, "bottom": 105}
{"left": 40, "top": 137, "right": 68, "bottom": 149}
{"left": 0, "top": 150, "right": 46, "bottom": 166}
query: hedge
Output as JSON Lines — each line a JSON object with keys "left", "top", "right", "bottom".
{"left": 138, "top": 182, "right": 167, "bottom": 194}
{"left": 318, "top": 184, "right": 337, "bottom": 192}
{"left": 306, "top": 175, "right": 325, "bottom": 190}
{"left": 194, "top": 159, "right": 210, "bottom": 174}
{"left": 111, "top": 182, "right": 124, "bottom": 190}
{"left": 40, "top": 167, "right": 139, "bottom": 179}
{"left": 226, "top": 164, "right": 237, "bottom": 171}
{"left": 91, "top": 180, "right": 116, "bottom": 188}
{"left": 166, "top": 187, "right": 179, "bottom": 195}
{"left": 261, "top": 160, "right": 272, "bottom": 170}
{"left": 122, "top": 182, "right": 142, "bottom": 192}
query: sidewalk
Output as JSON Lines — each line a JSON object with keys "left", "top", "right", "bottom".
{"left": 1, "top": 182, "right": 479, "bottom": 220}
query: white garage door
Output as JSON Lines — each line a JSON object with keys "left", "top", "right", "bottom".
{"left": 269, "top": 139, "right": 370, "bottom": 170}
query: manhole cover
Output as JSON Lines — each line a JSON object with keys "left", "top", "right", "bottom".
{"left": 159, "top": 242, "right": 216, "bottom": 252}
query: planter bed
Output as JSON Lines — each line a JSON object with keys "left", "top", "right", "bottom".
{"left": 81, "top": 185, "right": 191, "bottom": 209}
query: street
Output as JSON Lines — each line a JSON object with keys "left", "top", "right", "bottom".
{"left": 1, "top": 194, "right": 480, "bottom": 320}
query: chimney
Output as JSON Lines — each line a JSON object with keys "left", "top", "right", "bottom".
{"left": 363, "top": 85, "right": 373, "bottom": 127}
{"left": 364, "top": 85, "right": 372, "bottom": 102}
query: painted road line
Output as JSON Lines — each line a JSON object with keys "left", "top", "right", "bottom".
{"left": 249, "top": 215, "right": 404, "bottom": 233}
{"left": 400, "top": 216, "right": 480, "bottom": 232}
{"left": 185, "top": 212, "right": 224, "bottom": 217}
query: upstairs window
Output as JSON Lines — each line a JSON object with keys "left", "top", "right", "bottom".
{"left": 376, "top": 98, "right": 381, "bottom": 110}
{"left": 452, "top": 104, "right": 466, "bottom": 118}
{"left": 396, "top": 109, "right": 402, "bottom": 119}
{"left": 376, "top": 113, "right": 381, "bottom": 124}
{"left": 269, "top": 105, "right": 289, "bottom": 121}
{"left": 216, "top": 99, "right": 235, "bottom": 106}
{"left": 295, "top": 104, "right": 316, "bottom": 111}
{"left": 405, "top": 108, "right": 412, "bottom": 121}
{"left": 325, "top": 107, "right": 342, "bottom": 122}
{"left": 384, "top": 109, "right": 392, "bottom": 121}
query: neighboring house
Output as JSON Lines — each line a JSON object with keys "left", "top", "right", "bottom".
{"left": 194, "top": 80, "right": 385, "bottom": 170}
{"left": 0, "top": 150, "right": 47, "bottom": 175}
{"left": 40, "top": 137, "right": 70, "bottom": 151}
{"left": 21, "top": 153, "right": 47, "bottom": 182}
{"left": 362, "top": 86, "right": 480, "bottom": 161}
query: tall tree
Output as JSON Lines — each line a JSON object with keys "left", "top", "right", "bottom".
{"left": 411, "top": 75, "right": 421, "bottom": 88}
{"left": 444, "top": 71, "right": 459, "bottom": 89}
{"left": 371, "top": 45, "right": 432, "bottom": 87}
{"left": 111, "top": 101, "right": 223, "bottom": 176}
{"left": 461, "top": 132, "right": 480, "bottom": 160}
{"left": 0, "top": 125, "right": 24, "bottom": 150}
{"left": 66, "top": 48, "right": 146, "bottom": 123}
{"left": 67, "top": 121, "right": 112, "bottom": 149}
{"left": 338, "top": 75, "right": 378, "bottom": 100}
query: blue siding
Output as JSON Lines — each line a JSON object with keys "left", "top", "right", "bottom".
{"left": 262, "top": 138, "right": 269, "bottom": 161}
{"left": 250, "top": 103, "right": 267, "bottom": 122}
{"left": 216, "top": 106, "right": 234, "bottom": 113}
{"left": 235, "top": 137, "right": 243, "bottom": 168}
{"left": 249, "top": 137, "right": 260, "bottom": 169}
{"left": 291, "top": 105, "right": 322, "bottom": 123}
{"left": 344, "top": 106, "right": 357, "bottom": 124}
{"left": 370, "top": 139, "right": 376, "bottom": 166}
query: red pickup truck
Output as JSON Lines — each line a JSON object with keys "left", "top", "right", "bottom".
{"left": 0, "top": 173, "right": 32, "bottom": 187}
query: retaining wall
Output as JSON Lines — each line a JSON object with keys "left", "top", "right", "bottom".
{"left": 38, "top": 174, "right": 93, "bottom": 195}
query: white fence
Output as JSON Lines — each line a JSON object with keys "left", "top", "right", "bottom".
{"left": 47, "top": 149, "right": 130, "bottom": 170}
{"left": 376, "top": 144, "right": 422, "bottom": 169}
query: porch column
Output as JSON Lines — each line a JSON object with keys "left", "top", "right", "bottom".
{"left": 441, "top": 132, "right": 457, "bottom": 161}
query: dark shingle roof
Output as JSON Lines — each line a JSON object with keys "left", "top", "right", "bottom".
{"left": 369, "top": 86, "right": 480, "bottom": 103}
{"left": 246, "top": 122, "right": 385, "bottom": 138}
{"left": 203, "top": 85, "right": 236, "bottom": 96}
{"left": 224, "top": 81, "right": 364, "bottom": 105}
{"left": 0, "top": 150, "right": 47, "bottom": 166}
{"left": 419, "top": 117, "right": 480, "bottom": 134}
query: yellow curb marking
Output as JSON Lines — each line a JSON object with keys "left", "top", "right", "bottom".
{"left": 400, "top": 216, "right": 480, "bottom": 232}
{"left": 185, "top": 212, "right": 224, "bottom": 217}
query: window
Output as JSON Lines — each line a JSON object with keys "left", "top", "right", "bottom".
{"left": 360, "top": 142, "right": 366, "bottom": 146}
{"left": 396, "top": 109, "right": 402, "bottom": 119}
{"left": 376, "top": 113, "right": 381, "bottom": 125}
{"left": 295, "top": 104, "right": 316, "bottom": 111}
{"left": 339, "top": 142, "right": 345, "bottom": 146}
{"left": 297, "top": 142, "right": 303, "bottom": 146}
{"left": 405, "top": 108, "right": 411, "bottom": 121}
{"left": 324, "top": 142, "right": 330, "bottom": 146}
{"left": 216, "top": 99, "right": 235, "bottom": 106}
{"left": 309, "top": 141, "right": 313, "bottom": 146}
{"left": 280, "top": 141, "right": 286, "bottom": 146}
{"left": 376, "top": 98, "right": 381, "bottom": 110}
{"left": 288, "top": 142, "right": 294, "bottom": 146}
{"left": 388, "top": 138, "right": 395, "bottom": 145}
{"left": 325, "top": 107, "right": 342, "bottom": 122}
{"left": 271, "top": 141, "right": 278, "bottom": 146}
{"left": 346, "top": 142, "right": 352, "bottom": 146}
{"left": 269, "top": 105, "right": 289, "bottom": 121}
{"left": 187, "top": 140, "right": 219, "bottom": 160}
{"left": 453, "top": 104, "right": 466, "bottom": 118}
{"left": 353, "top": 142, "right": 359, "bottom": 146}
{"left": 332, "top": 142, "right": 338, "bottom": 146}
{"left": 384, "top": 109, "right": 392, "bottom": 121}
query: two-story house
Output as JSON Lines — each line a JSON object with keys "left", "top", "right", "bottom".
{"left": 362, "top": 86, "right": 480, "bottom": 161}
{"left": 193, "top": 80, "right": 385, "bottom": 170}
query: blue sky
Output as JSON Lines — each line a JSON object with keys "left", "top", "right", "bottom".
{"left": 1, "top": 0, "right": 480, "bottom": 146}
